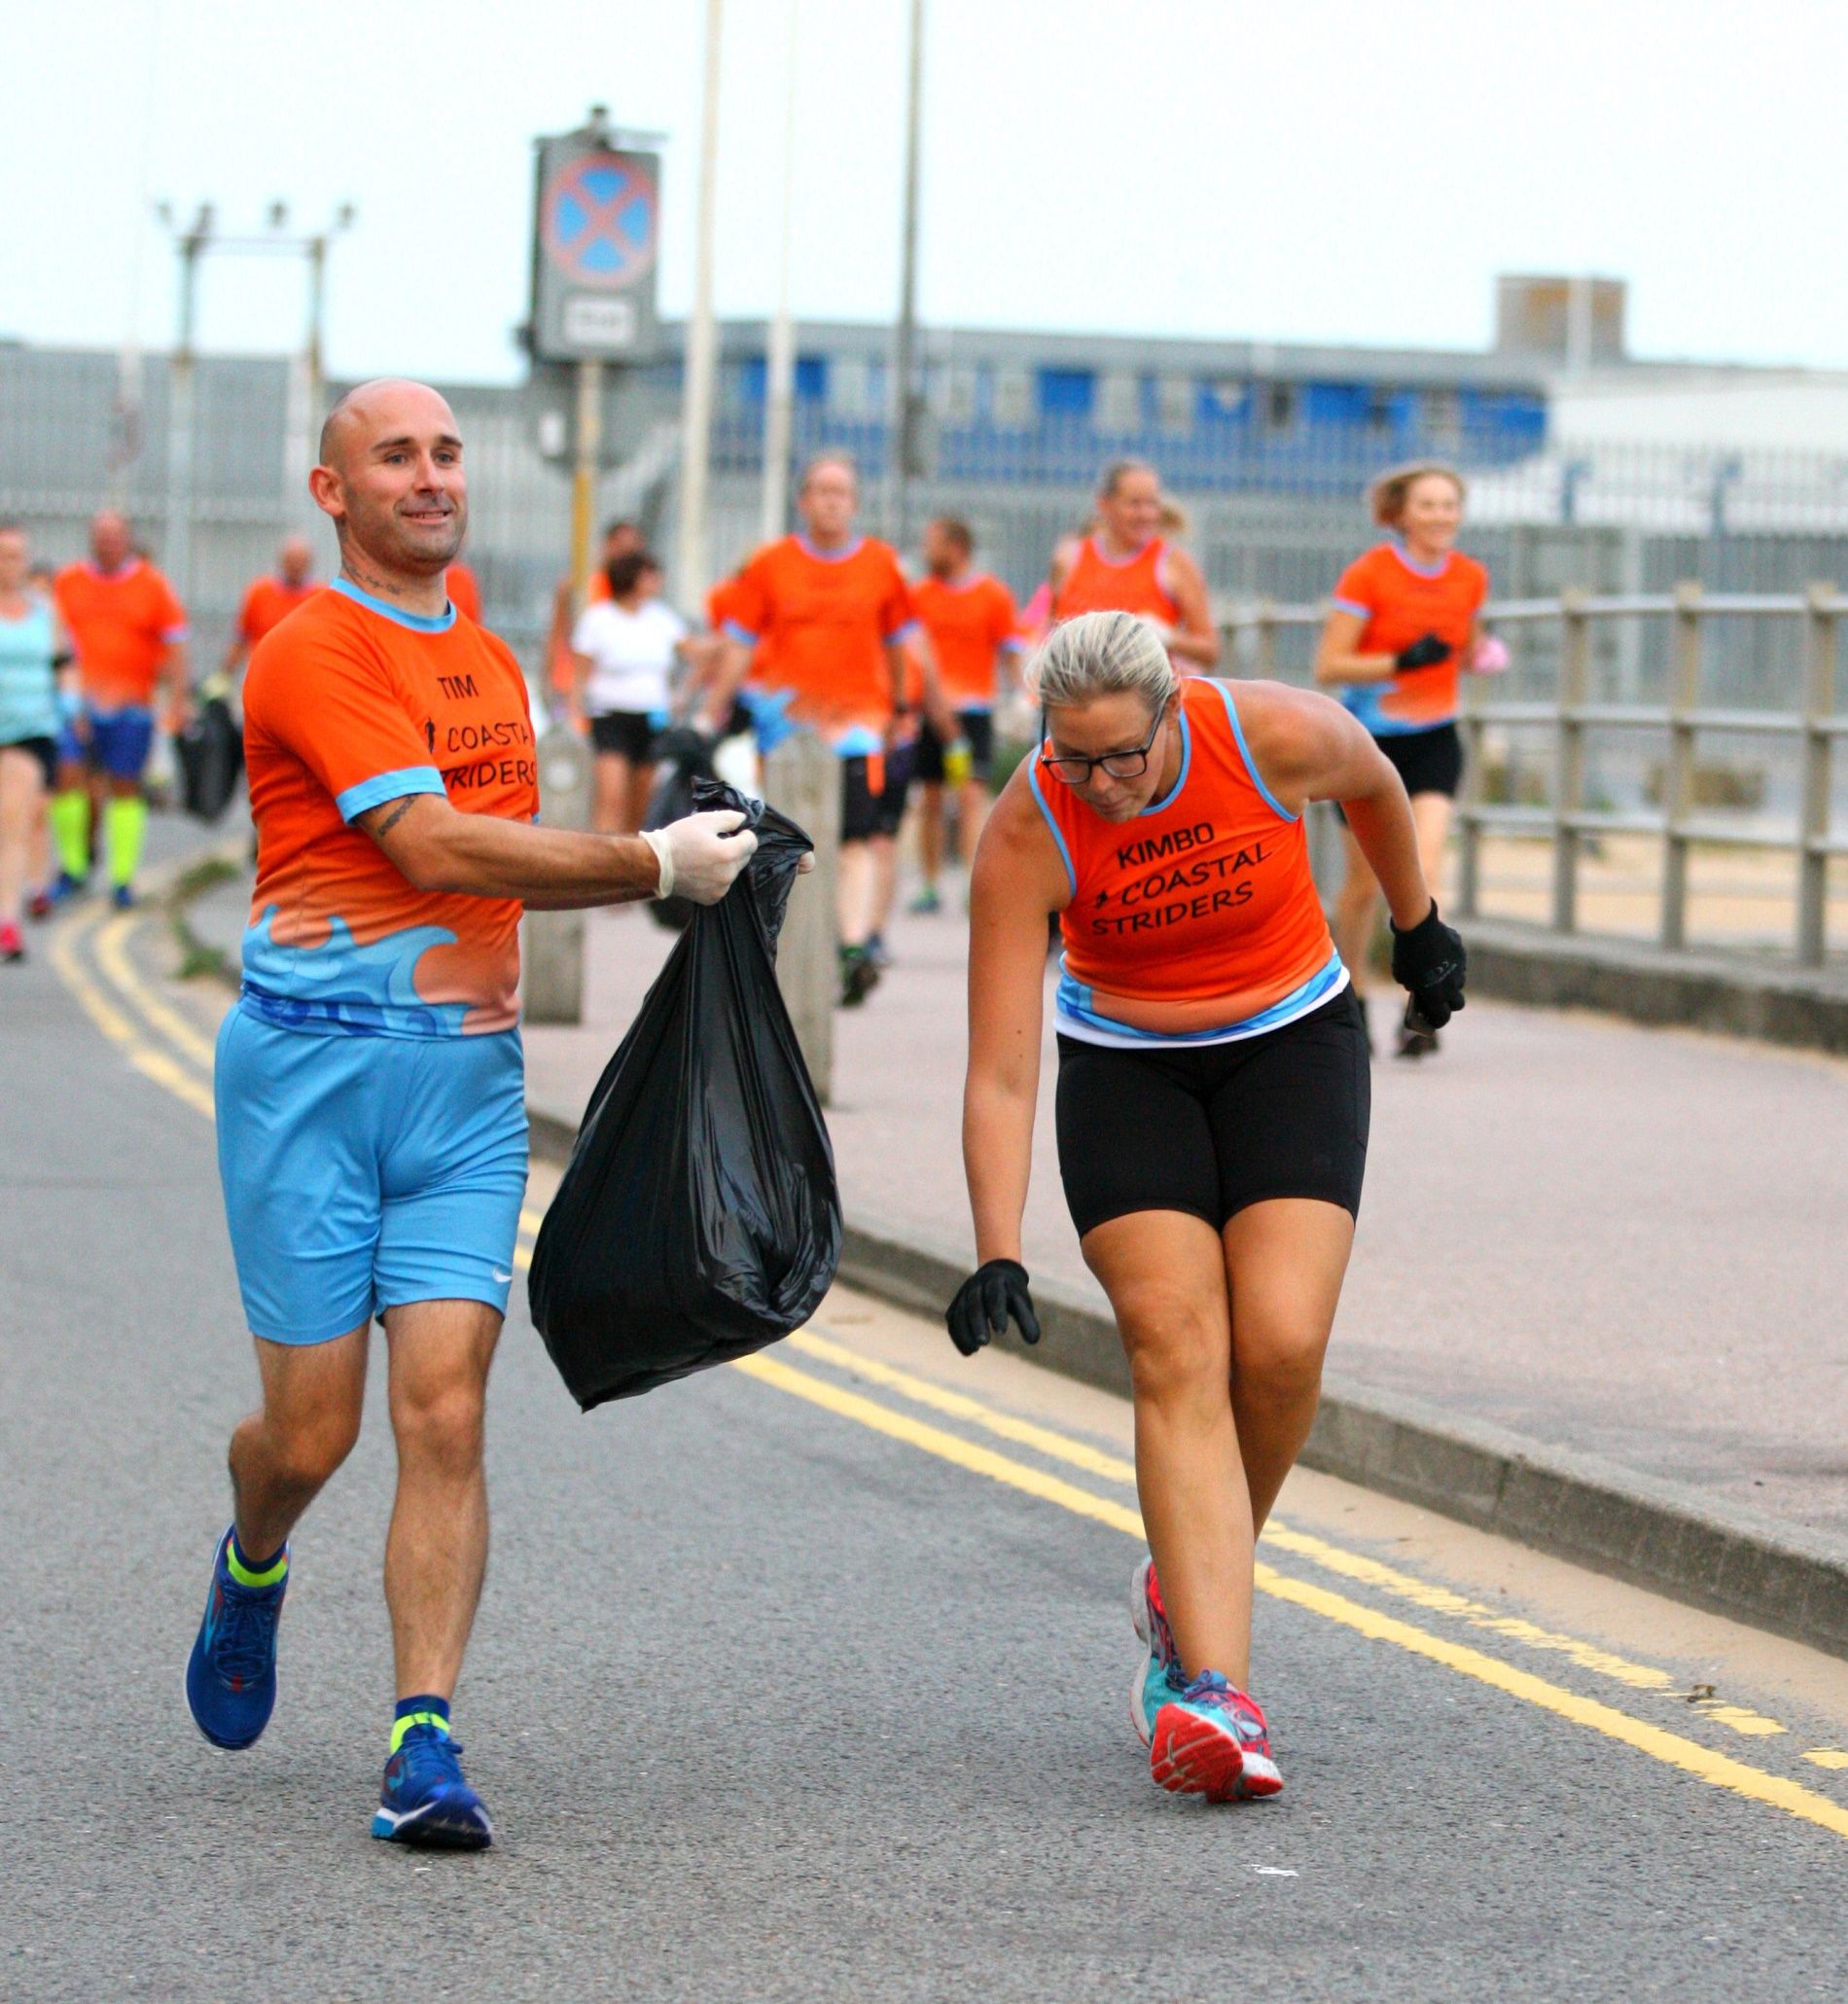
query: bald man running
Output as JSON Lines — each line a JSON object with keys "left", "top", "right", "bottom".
{"left": 184, "top": 379, "right": 758, "bottom": 1850}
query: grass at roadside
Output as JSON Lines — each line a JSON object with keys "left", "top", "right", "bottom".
{"left": 165, "top": 850, "right": 243, "bottom": 989}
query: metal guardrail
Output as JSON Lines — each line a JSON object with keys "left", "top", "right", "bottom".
{"left": 1220, "top": 587, "right": 1845, "bottom": 966}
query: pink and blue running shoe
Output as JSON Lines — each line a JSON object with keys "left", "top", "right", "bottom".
{"left": 372, "top": 1720, "right": 495, "bottom": 1850}
{"left": 185, "top": 1528, "right": 288, "bottom": 1751}
{"left": 1151, "top": 1671, "right": 1284, "bottom": 1802}
{"left": 1129, "top": 1556, "right": 1184, "bottom": 1748}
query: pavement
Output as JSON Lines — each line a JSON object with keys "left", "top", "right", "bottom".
{"left": 10, "top": 839, "right": 1848, "bottom": 1997}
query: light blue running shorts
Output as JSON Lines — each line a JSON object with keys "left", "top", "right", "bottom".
{"left": 215, "top": 1002, "right": 528, "bottom": 1344}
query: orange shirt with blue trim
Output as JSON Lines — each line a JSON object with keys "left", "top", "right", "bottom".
{"left": 445, "top": 563, "right": 483, "bottom": 624}
{"left": 726, "top": 536, "right": 915, "bottom": 752}
{"left": 239, "top": 579, "right": 538, "bottom": 1037}
{"left": 54, "top": 559, "right": 189, "bottom": 710}
{"left": 913, "top": 571, "right": 1021, "bottom": 710}
{"left": 238, "top": 576, "right": 321, "bottom": 648}
{"left": 1332, "top": 542, "right": 1488, "bottom": 734}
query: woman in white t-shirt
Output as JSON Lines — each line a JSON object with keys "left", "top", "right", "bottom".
{"left": 570, "top": 549, "right": 692, "bottom": 836}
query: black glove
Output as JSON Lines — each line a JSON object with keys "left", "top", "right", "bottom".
{"left": 1394, "top": 633, "right": 1451, "bottom": 671}
{"left": 1390, "top": 901, "right": 1468, "bottom": 1030}
{"left": 946, "top": 1260, "right": 1042, "bottom": 1358}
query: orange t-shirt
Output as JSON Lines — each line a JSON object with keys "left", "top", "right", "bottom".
{"left": 727, "top": 536, "right": 916, "bottom": 749}
{"left": 238, "top": 576, "right": 321, "bottom": 648}
{"left": 913, "top": 571, "right": 1021, "bottom": 710}
{"left": 54, "top": 559, "right": 188, "bottom": 710}
{"left": 1050, "top": 536, "right": 1179, "bottom": 626}
{"left": 706, "top": 576, "right": 748, "bottom": 631}
{"left": 1331, "top": 542, "right": 1488, "bottom": 734}
{"left": 445, "top": 563, "right": 483, "bottom": 624}
{"left": 1031, "top": 678, "right": 1339, "bottom": 1040}
{"left": 240, "top": 580, "right": 539, "bottom": 1037}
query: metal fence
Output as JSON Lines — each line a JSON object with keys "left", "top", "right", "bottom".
{"left": 1224, "top": 590, "right": 1847, "bottom": 966}
{"left": 7, "top": 338, "right": 1848, "bottom": 739}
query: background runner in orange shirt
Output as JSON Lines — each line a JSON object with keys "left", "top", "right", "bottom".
{"left": 1314, "top": 462, "right": 1490, "bottom": 1057}
{"left": 908, "top": 516, "right": 1022, "bottom": 913}
{"left": 444, "top": 561, "right": 482, "bottom": 624}
{"left": 712, "top": 454, "right": 928, "bottom": 1006}
{"left": 51, "top": 510, "right": 190, "bottom": 907}
{"left": 1048, "top": 461, "right": 1218, "bottom": 669}
{"left": 222, "top": 534, "right": 320, "bottom": 683}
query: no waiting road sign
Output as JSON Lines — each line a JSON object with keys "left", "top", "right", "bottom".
{"left": 544, "top": 155, "right": 658, "bottom": 288}
{"left": 530, "top": 133, "right": 661, "bottom": 364}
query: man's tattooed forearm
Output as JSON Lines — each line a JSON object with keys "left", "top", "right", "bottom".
{"left": 371, "top": 799, "right": 416, "bottom": 839}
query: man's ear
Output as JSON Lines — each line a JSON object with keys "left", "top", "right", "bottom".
{"left": 307, "top": 463, "right": 345, "bottom": 524}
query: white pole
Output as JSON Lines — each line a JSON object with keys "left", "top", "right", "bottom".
{"left": 890, "top": 0, "right": 925, "bottom": 549}
{"left": 761, "top": 0, "right": 800, "bottom": 543}
{"left": 676, "top": 0, "right": 724, "bottom": 606}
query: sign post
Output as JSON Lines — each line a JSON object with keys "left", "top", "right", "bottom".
{"left": 530, "top": 110, "right": 663, "bottom": 598}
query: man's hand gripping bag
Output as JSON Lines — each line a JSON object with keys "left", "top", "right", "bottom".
{"left": 527, "top": 780, "right": 841, "bottom": 1406}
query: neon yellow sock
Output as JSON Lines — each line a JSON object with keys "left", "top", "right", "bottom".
{"left": 50, "top": 789, "right": 91, "bottom": 880}
{"left": 104, "top": 795, "right": 148, "bottom": 888}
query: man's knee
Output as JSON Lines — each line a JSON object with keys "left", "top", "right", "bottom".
{"left": 251, "top": 1408, "right": 360, "bottom": 1493}
{"left": 392, "top": 1379, "right": 487, "bottom": 1474}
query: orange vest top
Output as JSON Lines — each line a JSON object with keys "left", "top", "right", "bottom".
{"left": 1051, "top": 535, "right": 1180, "bottom": 626}
{"left": 1030, "top": 678, "right": 1344, "bottom": 1045}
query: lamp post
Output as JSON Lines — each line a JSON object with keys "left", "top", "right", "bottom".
{"left": 761, "top": 0, "right": 800, "bottom": 541}
{"left": 891, "top": 0, "right": 926, "bottom": 549}
{"left": 153, "top": 199, "right": 358, "bottom": 597}
{"left": 676, "top": 0, "right": 725, "bottom": 607}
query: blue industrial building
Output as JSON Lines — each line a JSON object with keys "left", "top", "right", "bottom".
{"left": 675, "top": 280, "right": 1596, "bottom": 496}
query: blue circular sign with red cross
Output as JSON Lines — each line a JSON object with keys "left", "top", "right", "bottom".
{"left": 542, "top": 153, "right": 658, "bottom": 290}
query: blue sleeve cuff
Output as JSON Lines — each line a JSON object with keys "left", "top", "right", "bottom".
{"left": 889, "top": 619, "right": 921, "bottom": 643}
{"left": 335, "top": 766, "right": 446, "bottom": 823}
{"left": 1331, "top": 595, "right": 1371, "bottom": 619}
{"left": 723, "top": 619, "right": 758, "bottom": 646}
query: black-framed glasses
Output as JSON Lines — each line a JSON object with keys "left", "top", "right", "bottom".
{"left": 1037, "top": 705, "right": 1163, "bottom": 786}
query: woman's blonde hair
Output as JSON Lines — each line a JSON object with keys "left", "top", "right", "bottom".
{"left": 1029, "top": 610, "right": 1177, "bottom": 714}
{"left": 1368, "top": 459, "right": 1465, "bottom": 528}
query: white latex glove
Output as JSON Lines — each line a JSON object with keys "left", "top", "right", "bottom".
{"left": 640, "top": 809, "right": 758, "bottom": 906}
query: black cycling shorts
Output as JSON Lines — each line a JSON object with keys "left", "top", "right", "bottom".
{"left": 839, "top": 755, "right": 881, "bottom": 843}
{"left": 589, "top": 710, "right": 659, "bottom": 764}
{"left": 2, "top": 734, "right": 57, "bottom": 791}
{"left": 1054, "top": 988, "right": 1369, "bottom": 1240}
{"left": 1376, "top": 722, "right": 1463, "bottom": 801}
{"left": 914, "top": 708, "right": 995, "bottom": 784}
{"left": 873, "top": 739, "right": 916, "bottom": 838}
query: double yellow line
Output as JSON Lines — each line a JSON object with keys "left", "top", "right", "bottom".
{"left": 49, "top": 896, "right": 216, "bottom": 1118}
{"left": 49, "top": 891, "right": 1848, "bottom": 1846}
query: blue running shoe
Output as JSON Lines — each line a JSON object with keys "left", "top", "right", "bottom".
{"left": 185, "top": 1528, "right": 288, "bottom": 1751}
{"left": 1151, "top": 1671, "right": 1283, "bottom": 1803}
{"left": 111, "top": 883, "right": 135, "bottom": 912}
{"left": 1129, "top": 1555, "right": 1183, "bottom": 1748}
{"left": 372, "top": 1723, "right": 494, "bottom": 1849}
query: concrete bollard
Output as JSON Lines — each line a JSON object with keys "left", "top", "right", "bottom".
{"left": 524, "top": 724, "right": 590, "bottom": 1025}
{"left": 763, "top": 731, "right": 837, "bottom": 1105}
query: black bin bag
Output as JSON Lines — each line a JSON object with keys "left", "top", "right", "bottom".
{"left": 176, "top": 691, "right": 244, "bottom": 822}
{"left": 527, "top": 778, "right": 841, "bottom": 1408}
{"left": 639, "top": 726, "right": 716, "bottom": 934}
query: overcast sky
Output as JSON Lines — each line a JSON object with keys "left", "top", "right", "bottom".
{"left": 6, "top": 0, "right": 1847, "bottom": 382}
